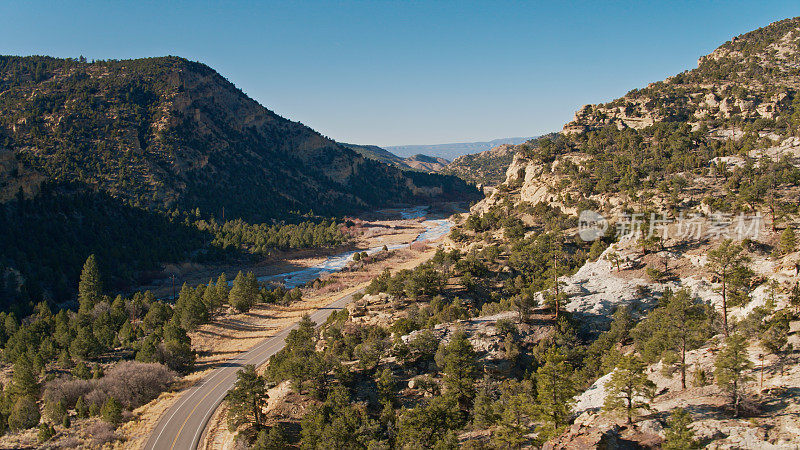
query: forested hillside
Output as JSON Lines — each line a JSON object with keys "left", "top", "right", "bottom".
{"left": 0, "top": 56, "right": 476, "bottom": 220}
{"left": 213, "top": 17, "right": 800, "bottom": 449}
{"left": 0, "top": 55, "right": 478, "bottom": 308}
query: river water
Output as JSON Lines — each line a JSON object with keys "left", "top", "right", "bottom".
{"left": 256, "top": 206, "right": 454, "bottom": 289}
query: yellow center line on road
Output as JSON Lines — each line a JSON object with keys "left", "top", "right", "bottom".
{"left": 160, "top": 289, "right": 361, "bottom": 449}
{"left": 169, "top": 337, "right": 288, "bottom": 449}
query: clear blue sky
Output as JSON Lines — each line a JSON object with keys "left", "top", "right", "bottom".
{"left": 1, "top": 1, "right": 798, "bottom": 146}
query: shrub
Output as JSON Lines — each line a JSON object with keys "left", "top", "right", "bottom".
{"left": 86, "top": 422, "right": 117, "bottom": 445}
{"left": 8, "top": 396, "right": 40, "bottom": 430}
{"left": 43, "top": 361, "right": 175, "bottom": 413}
{"left": 101, "top": 397, "right": 123, "bottom": 425}
{"left": 92, "top": 361, "right": 176, "bottom": 409}
{"left": 43, "top": 378, "right": 92, "bottom": 409}
{"left": 37, "top": 423, "right": 56, "bottom": 442}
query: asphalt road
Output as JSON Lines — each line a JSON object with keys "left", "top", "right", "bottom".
{"left": 143, "top": 288, "right": 364, "bottom": 450}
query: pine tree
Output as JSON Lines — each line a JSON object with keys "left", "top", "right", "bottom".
{"left": 229, "top": 271, "right": 258, "bottom": 313}
{"left": 790, "top": 283, "right": 800, "bottom": 314}
{"left": 75, "top": 396, "right": 89, "bottom": 419}
{"left": 161, "top": 324, "right": 195, "bottom": 373}
{"left": 70, "top": 327, "right": 99, "bottom": 360}
{"left": 101, "top": 396, "right": 123, "bottom": 425}
{"left": 441, "top": 330, "right": 478, "bottom": 411}
{"left": 706, "top": 240, "right": 751, "bottom": 336}
{"left": 203, "top": 279, "right": 221, "bottom": 314}
{"left": 663, "top": 408, "right": 700, "bottom": 449}
{"left": 714, "top": 334, "right": 753, "bottom": 417}
{"left": 633, "top": 288, "right": 709, "bottom": 389}
{"left": 471, "top": 379, "right": 498, "bottom": 428}
{"left": 78, "top": 254, "right": 102, "bottom": 312}
{"left": 254, "top": 423, "right": 290, "bottom": 449}
{"left": 761, "top": 310, "right": 791, "bottom": 375}
{"left": 535, "top": 347, "right": 577, "bottom": 436}
{"left": 177, "top": 283, "right": 208, "bottom": 330}
{"left": 44, "top": 400, "right": 66, "bottom": 424}
{"left": 7, "top": 396, "right": 40, "bottom": 430}
{"left": 492, "top": 380, "right": 536, "bottom": 448}
{"left": 226, "top": 365, "right": 268, "bottom": 433}
{"left": 215, "top": 273, "right": 229, "bottom": 305}
{"left": 377, "top": 367, "right": 397, "bottom": 406}
{"left": 603, "top": 355, "right": 656, "bottom": 423}
{"left": 778, "top": 227, "right": 797, "bottom": 255}
{"left": 10, "top": 353, "right": 40, "bottom": 399}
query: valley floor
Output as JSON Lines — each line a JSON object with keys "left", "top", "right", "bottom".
{"left": 119, "top": 206, "right": 459, "bottom": 449}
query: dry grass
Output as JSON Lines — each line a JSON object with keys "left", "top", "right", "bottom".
{"left": 120, "top": 215, "right": 447, "bottom": 448}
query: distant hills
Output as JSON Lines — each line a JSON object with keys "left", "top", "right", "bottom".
{"left": 341, "top": 143, "right": 449, "bottom": 172}
{"left": 345, "top": 137, "right": 540, "bottom": 185}
{"left": 386, "top": 137, "right": 534, "bottom": 160}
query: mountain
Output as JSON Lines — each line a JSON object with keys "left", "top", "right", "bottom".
{"left": 0, "top": 55, "right": 479, "bottom": 306}
{"left": 342, "top": 143, "right": 449, "bottom": 172}
{"left": 385, "top": 136, "right": 533, "bottom": 160}
{"left": 0, "top": 56, "right": 478, "bottom": 222}
{"left": 440, "top": 144, "right": 518, "bottom": 186}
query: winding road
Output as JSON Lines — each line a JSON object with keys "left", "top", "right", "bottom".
{"left": 143, "top": 288, "right": 364, "bottom": 450}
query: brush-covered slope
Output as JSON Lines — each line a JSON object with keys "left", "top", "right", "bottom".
{"left": 564, "top": 17, "right": 800, "bottom": 137}
{"left": 0, "top": 56, "right": 477, "bottom": 221}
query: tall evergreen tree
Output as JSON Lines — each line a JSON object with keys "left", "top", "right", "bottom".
{"left": 9, "top": 353, "right": 40, "bottom": 400}
{"left": 706, "top": 240, "right": 751, "bottom": 336}
{"left": 761, "top": 310, "right": 792, "bottom": 375}
{"left": 441, "top": 330, "right": 478, "bottom": 411}
{"left": 603, "top": 355, "right": 656, "bottom": 423}
{"left": 227, "top": 365, "right": 269, "bottom": 433}
{"left": 492, "top": 380, "right": 536, "bottom": 448}
{"left": 78, "top": 254, "right": 102, "bottom": 312}
{"left": 376, "top": 367, "right": 397, "bottom": 407}
{"left": 633, "top": 288, "right": 710, "bottom": 389}
{"left": 535, "top": 347, "right": 577, "bottom": 435}
{"left": 229, "top": 271, "right": 258, "bottom": 313}
{"left": 778, "top": 227, "right": 797, "bottom": 255}
{"left": 215, "top": 273, "right": 229, "bottom": 305}
{"left": 663, "top": 408, "right": 700, "bottom": 450}
{"left": 714, "top": 334, "right": 753, "bottom": 417}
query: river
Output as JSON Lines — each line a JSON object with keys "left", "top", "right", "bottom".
{"left": 255, "top": 206, "right": 454, "bottom": 289}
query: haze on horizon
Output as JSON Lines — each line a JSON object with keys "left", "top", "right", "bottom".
{"left": 1, "top": 1, "right": 798, "bottom": 147}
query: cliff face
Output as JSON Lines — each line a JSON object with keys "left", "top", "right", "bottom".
{"left": 0, "top": 56, "right": 478, "bottom": 221}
